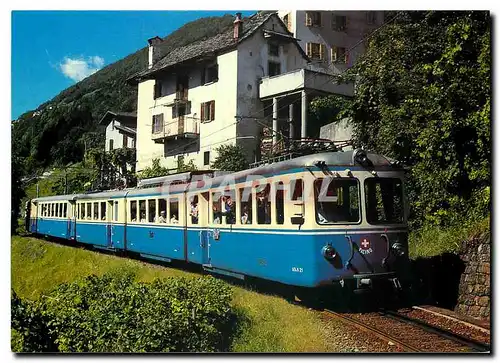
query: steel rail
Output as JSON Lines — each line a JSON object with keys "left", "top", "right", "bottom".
{"left": 323, "top": 309, "right": 421, "bottom": 352}
{"left": 380, "top": 310, "right": 490, "bottom": 353}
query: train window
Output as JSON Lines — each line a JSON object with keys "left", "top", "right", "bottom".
{"left": 100, "top": 201, "right": 106, "bottom": 220}
{"left": 158, "top": 199, "right": 167, "bottom": 223}
{"left": 93, "top": 202, "right": 99, "bottom": 220}
{"left": 365, "top": 178, "right": 404, "bottom": 224}
{"left": 51, "top": 204, "right": 55, "bottom": 217}
{"left": 169, "top": 198, "right": 179, "bottom": 224}
{"left": 239, "top": 187, "right": 253, "bottom": 225}
{"left": 79, "top": 204, "right": 84, "bottom": 219}
{"left": 130, "top": 201, "right": 137, "bottom": 222}
{"left": 276, "top": 182, "right": 284, "bottom": 225}
{"left": 225, "top": 191, "right": 236, "bottom": 225}
{"left": 189, "top": 195, "right": 199, "bottom": 224}
{"left": 314, "top": 178, "right": 360, "bottom": 224}
{"left": 256, "top": 184, "right": 271, "bottom": 224}
{"left": 139, "top": 200, "right": 146, "bottom": 222}
{"left": 63, "top": 203, "right": 67, "bottom": 218}
{"left": 114, "top": 201, "right": 119, "bottom": 222}
{"left": 290, "top": 179, "right": 303, "bottom": 201}
{"left": 85, "top": 202, "right": 91, "bottom": 219}
{"left": 56, "top": 203, "right": 60, "bottom": 218}
{"left": 212, "top": 193, "right": 222, "bottom": 224}
{"left": 148, "top": 199, "right": 156, "bottom": 223}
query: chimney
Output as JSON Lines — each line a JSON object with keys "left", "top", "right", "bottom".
{"left": 233, "top": 12, "right": 243, "bottom": 40}
{"left": 147, "top": 36, "right": 163, "bottom": 69}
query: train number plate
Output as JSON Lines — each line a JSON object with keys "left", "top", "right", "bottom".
{"left": 291, "top": 267, "right": 303, "bottom": 273}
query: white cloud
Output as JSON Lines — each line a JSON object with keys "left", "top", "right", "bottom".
{"left": 59, "top": 56, "right": 105, "bottom": 82}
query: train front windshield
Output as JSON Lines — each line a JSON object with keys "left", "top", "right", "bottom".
{"left": 364, "top": 178, "right": 404, "bottom": 225}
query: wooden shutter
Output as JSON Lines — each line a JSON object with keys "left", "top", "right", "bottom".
{"left": 319, "top": 44, "right": 326, "bottom": 60}
{"left": 305, "top": 12, "right": 312, "bottom": 26}
{"left": 200, "top": 102, "right": 205, "bottom": 122}
{"left": 331, "top": 46, "right": 337, "bottom": 62}
{"left": 210, "top": 101, "right": 215, "bottom": 121}
{"left": 306, "top": 43, "right": 312, "bottom": 58}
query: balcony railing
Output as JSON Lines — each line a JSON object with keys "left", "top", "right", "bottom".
{"left": 151, "top": 116, "right": 199, "bottom": 142}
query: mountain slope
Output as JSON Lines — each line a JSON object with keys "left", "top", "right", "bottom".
{"left": 12, "top": 14, "right": 237, "bottom": 171}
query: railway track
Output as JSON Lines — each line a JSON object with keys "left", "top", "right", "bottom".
{"left": 323, "top": 309, "right": 421, "bottom": 352}
{"left": 323, "top": 308, "right": 491, "bottom": 353}
{"left": 381, "top": 309, "right": 490, "bottom": 353}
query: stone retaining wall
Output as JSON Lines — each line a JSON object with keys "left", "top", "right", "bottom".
{"left": 455, "top": 233, "right": 491, "bottom": 320}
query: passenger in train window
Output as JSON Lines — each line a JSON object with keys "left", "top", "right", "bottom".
{"left": 130, "top": 201, "right": 137, "bottom": 222}
{"left": 212, "top": 195, "right": 222, "bottom": 224}
{"left": 158, "top": 211, "right": 167, "bottom": 223}
{"left": 170, "top": 199, "right": 179, "bottom": 224}
{"left": 101, "top": 202, "right": 106, "bottom": 220}
{"left": 139, "top": 200, "right": 146, "bottom": 222}
{"left": 239, "top": 187, "right": 253, "bottom": 224}
{"left": 140, "top": 212, "right": 147, "bottom": 223}
{"left": 224, "top": 196, "right": 235, "bottom": 224}
{"left": 241, "top": 205, "right": 250, "bottom": 224}
{"left": 257, "top": 185, "right": 271, "bottom": 224}
{"left": 158, "top": 199, "right": 167, "bottom": 222}
{"left": 190, "top": 196, "right": 199, "bottom": 224}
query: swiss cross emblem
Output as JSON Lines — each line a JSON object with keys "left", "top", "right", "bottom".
{"left": 360, "top": 238, "right": 371, "bottom": 250}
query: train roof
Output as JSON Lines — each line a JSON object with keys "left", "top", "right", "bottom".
{"left": 31, "top": 150, "right": 402, "bottom": 201}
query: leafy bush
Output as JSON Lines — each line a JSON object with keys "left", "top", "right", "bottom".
{"left": 12, "top": 273, "right": 236, "bottom": 352}
{"left": 211, "top": 144, "right": 249, "bottom": 172}
{"left": 137, "top": 158, "right": 169, "bottom": 179}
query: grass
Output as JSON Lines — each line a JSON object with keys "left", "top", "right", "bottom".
{"left": 11, "top": 235, "right": 331, "bottom": 352}
{"left": 408, "top": 214, "right": 490, "bottom": 259}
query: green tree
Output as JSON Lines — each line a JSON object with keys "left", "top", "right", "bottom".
{"left": 11, "top": 151, "right": 26, "bottom": 234}
{"left": 211, "top": 144, "right": 249, "bottom": 172}
{"left": 137, "top": 159, "right": 169, "bottom": 179}
{"left": 344, "top": 11, "right": 490, "bottom": 227}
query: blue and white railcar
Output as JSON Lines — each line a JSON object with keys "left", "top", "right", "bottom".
{"left": 27, "top": 150, "right": 408, "bottom": 291}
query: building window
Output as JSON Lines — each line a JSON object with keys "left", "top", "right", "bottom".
{"left": 201, "top": 101, "right": 215, "bottom": 122}
{"left": 201, "top": 63, "right": 218, "bottom": 85}
{"left": 268, "top": 61, "right": 281, "bottom": 77}
{"left": 283, "top": 13, "right": 291, "bottom": 32}
{"left": 154, "top": 80, "right": 163, "bottom": 99}
{"left": 366, "top": 11, "right": 376, "bottom": 25}
{"left": 268, "top": 43, "right": 279, "bottom": 57}
{"left": 152, "top": 114, "right": 164, "bottom": 133}
{"left": 305, "top": 11, "right": 321, "bottom": 27}
{"left": 173, "top": 104, "right": 187, "bottom": 119}
{"left": 204, "top": 151, "right": 210, "bottom": 166}
{"left": 331, "top": 46, "right": 348, "bottom": 63}
{"left": 109, "top": 139, "right": 114, "bottom": 151}
{"left": 306, "top": 43, "right": 325, "bottom": 61}
{"left": 332, "top": 15, "right": 347, "bottom": 31}
{"left": 123, "top": 134, "right": 128, "bottom": 148}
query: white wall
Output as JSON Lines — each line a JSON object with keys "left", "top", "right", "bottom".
{"left": 235, "top": 15, "right": 308, "bottom": 162}
{"left": 136, "top": 50, "right": 239, "bottom": 171}
{"left": 279, "top": 11, "right": 384, "bottom": 73}
{"left": 105, "top": 120, "right": 135, "bottom": 151}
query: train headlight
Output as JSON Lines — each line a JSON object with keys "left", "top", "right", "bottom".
{"left": 322, "top": 245, "right": 337, "bottom": 261}
{"left": 391, "top": 242, "right": 405, "bottom": 257}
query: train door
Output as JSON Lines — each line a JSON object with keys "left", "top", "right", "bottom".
{"left": 106, "top": 200, "right": 115, "bottom": 248}
{"left": 67, "top": 202, "right": 75, "bottom": 239}
{"left": 198, "top": 192, "right": 211, "bottom": 266}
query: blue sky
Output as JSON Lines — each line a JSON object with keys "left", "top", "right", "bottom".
{"left": 11, "top": 10, "right": 256, "bottom": 120}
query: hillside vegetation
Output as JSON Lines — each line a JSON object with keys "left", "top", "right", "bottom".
{"left": 12, "top": 14, "right": 236, "bottom": 172}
